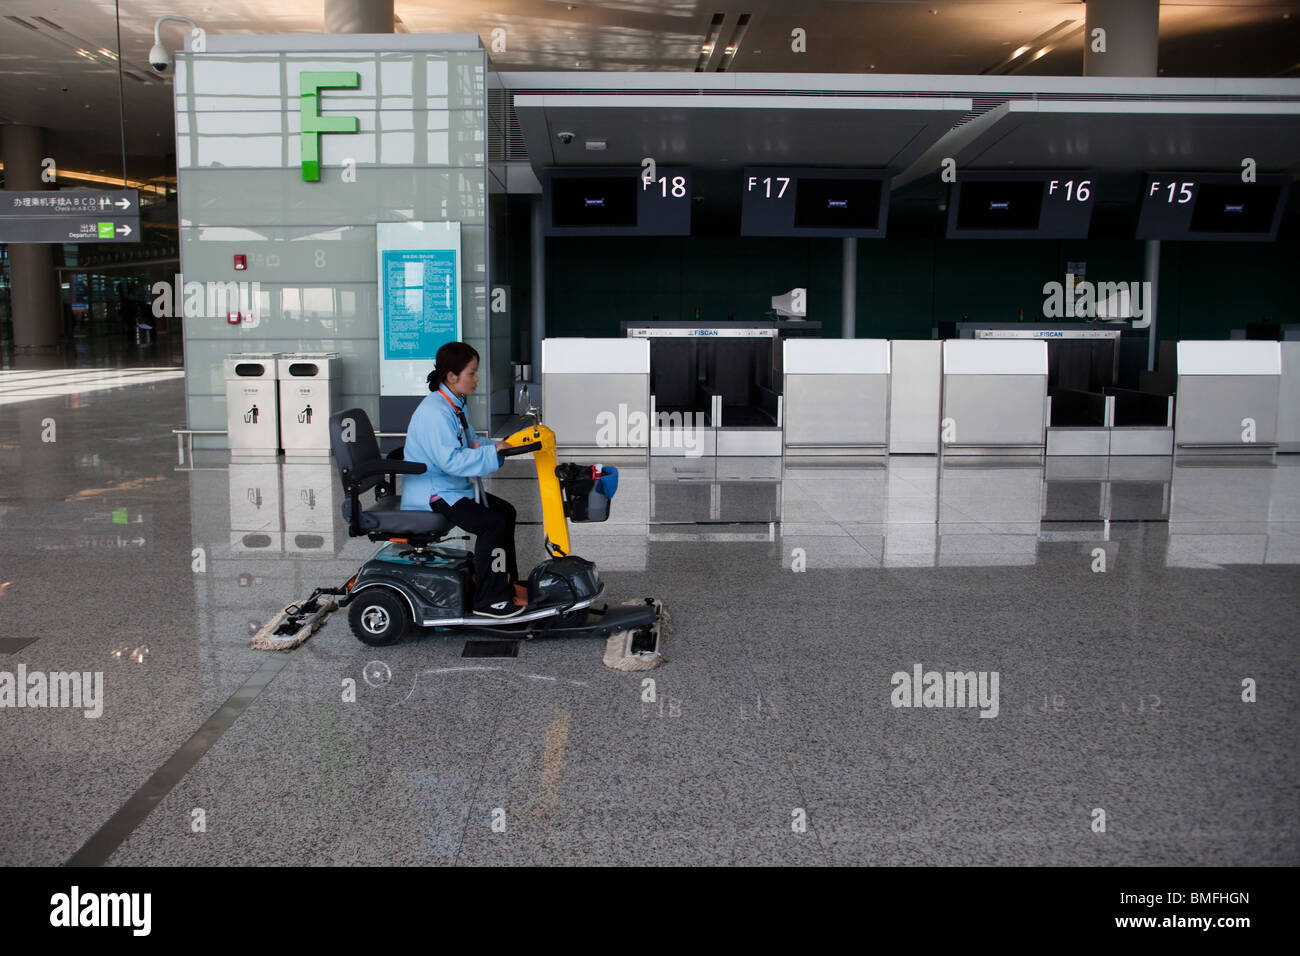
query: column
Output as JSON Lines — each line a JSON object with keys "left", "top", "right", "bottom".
{"left": 1144, "top": 239, "right": 1160, "bottom": 372}
{"left": 1085, "top": 0, "right": 1161, "bottom": 369}
{"left": 842, "top": 237, "right": 857, "bottom": 339}
{"left": 323, "top": 0, "right": 394, "bottom": 34}
{"left": 530, "top": 197, "right": 545, "bottom": 406}
{"left": 1083, "top": 0, "right": 1159, "bottom": 77}
{"left": 1, "top": 124, "right": 61, "bottom": 349}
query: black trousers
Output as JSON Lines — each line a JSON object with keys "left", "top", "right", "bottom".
{"left": 431, "top": 492, "right": 519, "bottom": 609}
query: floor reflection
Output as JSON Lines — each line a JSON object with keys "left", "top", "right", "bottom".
{"left": 191, "top": 453, "right": 1300, "bottom": 583}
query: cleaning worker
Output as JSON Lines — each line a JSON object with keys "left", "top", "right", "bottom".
{"left": 400, "top": 341, "right": 528, "bottom": 618}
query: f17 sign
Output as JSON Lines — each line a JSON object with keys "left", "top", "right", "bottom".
{"left": 0, "top": 189, "right": 140, "bottom": 243}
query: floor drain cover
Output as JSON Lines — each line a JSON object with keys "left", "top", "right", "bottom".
{"left": 462, "top": 640, "right": 519, "bottom": 658}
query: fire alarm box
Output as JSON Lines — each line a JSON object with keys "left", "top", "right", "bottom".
{"left": 233, "top": 254, "right": 247, "bottom": 271}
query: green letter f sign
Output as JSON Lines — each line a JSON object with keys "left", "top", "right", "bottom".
{"left": 300, "top": 71, "right": 360, "bottom": 181}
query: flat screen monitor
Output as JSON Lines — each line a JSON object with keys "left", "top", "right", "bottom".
{"left": 551, "top": 177, "right": 637, "bottom": 228}
{"left": 1189, "top": 183, "right": 1283, "bottom": 234}
{"left": 956, "top": 181, "right": 1044, "bottom": 231}
{"left": 793, "top": 178, "right": 882, "bottom": 230}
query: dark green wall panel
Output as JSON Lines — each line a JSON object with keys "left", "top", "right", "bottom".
{"left": 537, "top": 233, "right": 1299, "bottom": 349}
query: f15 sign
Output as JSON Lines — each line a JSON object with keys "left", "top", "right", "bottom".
{"left": 946, "top": 171, "right": 1094, "bottom": 239}
{"left": 741, "top": 168, "right": 890, "bottom": 237}
{"left": 544, "top": 167, "right": 692, "bottom": 236}
{"left": 1135, "top": 172, "right": 1289, "bottom": 241}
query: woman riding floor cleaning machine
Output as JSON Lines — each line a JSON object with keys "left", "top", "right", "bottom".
{"left": 251, "top": 405, "right": 666, "bottom": 661}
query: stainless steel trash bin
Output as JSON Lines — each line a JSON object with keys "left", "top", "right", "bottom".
{"left": 224, "top": 353, "right": 282, "bottom": 458}
{"left": 277, "top": 352, "right": 341, "bottom": 459}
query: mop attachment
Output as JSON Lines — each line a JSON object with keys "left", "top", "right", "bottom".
{"left": 602, "top": 598, "right": 670, "bottom": 671}
{"left": 249, "top": 593, "right": 339, "bottom": 651}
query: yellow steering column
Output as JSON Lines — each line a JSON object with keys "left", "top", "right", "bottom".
{"left": 498, "top": 417, "right": 570, "bottom": 557}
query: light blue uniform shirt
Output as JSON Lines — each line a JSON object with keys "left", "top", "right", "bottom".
{"left": 399, "top": 386, "right": 500, "bottom": 511}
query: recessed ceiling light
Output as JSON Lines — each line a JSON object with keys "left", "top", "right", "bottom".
{"left": 702, "top": 44, "right": 712, "bottom": 53}
{"left": 1012, "top": 45, "right": 1030, "bottom": 58}
{"left": 1033, "top": 46, "right": 1051, "bottom": 60}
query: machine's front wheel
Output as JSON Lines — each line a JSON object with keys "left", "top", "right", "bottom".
{"left": 348, "top": 589, "right": 409, "bottom": 646}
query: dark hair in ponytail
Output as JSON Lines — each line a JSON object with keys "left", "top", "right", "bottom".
{"left": 427, "top": 342, "right": 481, "bottom": 391}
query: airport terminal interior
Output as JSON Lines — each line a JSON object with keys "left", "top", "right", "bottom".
{"left": 0, "top": 0, "right": 1297, "bottom": 867}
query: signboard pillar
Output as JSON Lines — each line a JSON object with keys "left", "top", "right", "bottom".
{"left": 842, "top": 237, "right": 857, "bottom": 339}
{"left": 1144, "top": 239, "right": 1160, "bottom": 372}
{"left": 530, "top": 197, "right": 546, "bottom": 411}
{"left": 376, "top": 220, "right": 463, "bottom": 443}
{"left": 0, "top": 124, "right": 59, "bottom": 349}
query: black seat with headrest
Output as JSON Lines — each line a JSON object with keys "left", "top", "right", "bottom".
{"left": 329, "top": 408, "right": 453, "bottom": 543}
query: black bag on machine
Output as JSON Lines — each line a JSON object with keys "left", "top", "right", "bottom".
{"left": 527, "top": 555, "right": 600, "bottom": 607}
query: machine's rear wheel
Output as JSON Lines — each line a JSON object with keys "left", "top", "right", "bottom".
{"left": 348, "top": 588, "right": 408, "bottom": 646}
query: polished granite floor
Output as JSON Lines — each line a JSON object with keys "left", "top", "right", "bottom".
{"left": 0, "top": 371, "right": 1296, "bottom": 865}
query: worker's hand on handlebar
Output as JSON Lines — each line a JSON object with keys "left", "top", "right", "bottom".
{"left": 494, "top": 439, "right": 512, "bottom": 451}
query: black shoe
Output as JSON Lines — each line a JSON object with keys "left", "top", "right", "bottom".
{"left": 475, "top": 601, "right": 526, "bottom": 619}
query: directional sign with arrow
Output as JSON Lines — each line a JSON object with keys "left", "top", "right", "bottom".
{"left": 0, "top": 189, "right": 141, "bottom": 243}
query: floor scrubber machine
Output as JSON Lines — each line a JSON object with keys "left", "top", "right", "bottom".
{"left": 256, "top": 405, "right": 664, "bottom": 653}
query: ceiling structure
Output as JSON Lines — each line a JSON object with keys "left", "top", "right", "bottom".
{"left": 0, "top": 0, "right": 1297, "bottom": 182}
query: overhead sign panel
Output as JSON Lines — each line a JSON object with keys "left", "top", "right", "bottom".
{"left": 946, "top": 171, "right": 1094, "bottom": 239}
{"left": 1136, "top": 172, "right": 1289, "bottom": 241}
{"left": 741, "top": 168, "right": 890, "bottom": 238}
{"left": 0, "top": 189, "right": 140, "bottom": 243}
{"left": 543, "top": 167, "right": 692, "bottom": 236}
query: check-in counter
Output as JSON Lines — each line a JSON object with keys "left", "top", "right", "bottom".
{"left": 941, "top": 339, "right": 1048, "bottom": 455}
{"left": 1175, "top": 341, "right": 1280, "bottom": 458}
{"left": 1280, "top": 342, "right": 1300, "bottom": 453}
{"left": 783, "top": 339, "right": 890, "bottom": 457}
{"left": 541, "top": 337, "right": 650, "bottom": 455}
{"left": 888, "top": 340, "right": 942, "bottom": 454}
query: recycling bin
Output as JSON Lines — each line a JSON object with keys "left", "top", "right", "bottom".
{"left": 224, "top": 353, "right": 282, "bottom": 458}
{"left": 228, "top": 461, "right": 283, "bottom": 553}
{"left": 282, "top": 461, "right": 340, "bottom": 554}
{"left": 277, "top": 353, "right": 340, "bottom": 459}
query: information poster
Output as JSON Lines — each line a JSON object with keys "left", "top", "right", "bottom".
{"left": 376, "top": 221, "right": 462, "bottom": 396}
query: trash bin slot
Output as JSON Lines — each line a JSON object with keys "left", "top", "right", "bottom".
{"left": 234, "top": 363, "right": 267, "bottom": 377}
{"left": 288, "top": 363, "right": 320, "bottom": 377}
{"left": 241, "top": 534, "right": 274, "bottom": 548}
{"left": 293, "top": 534, "right": 325, "bottom": 549}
